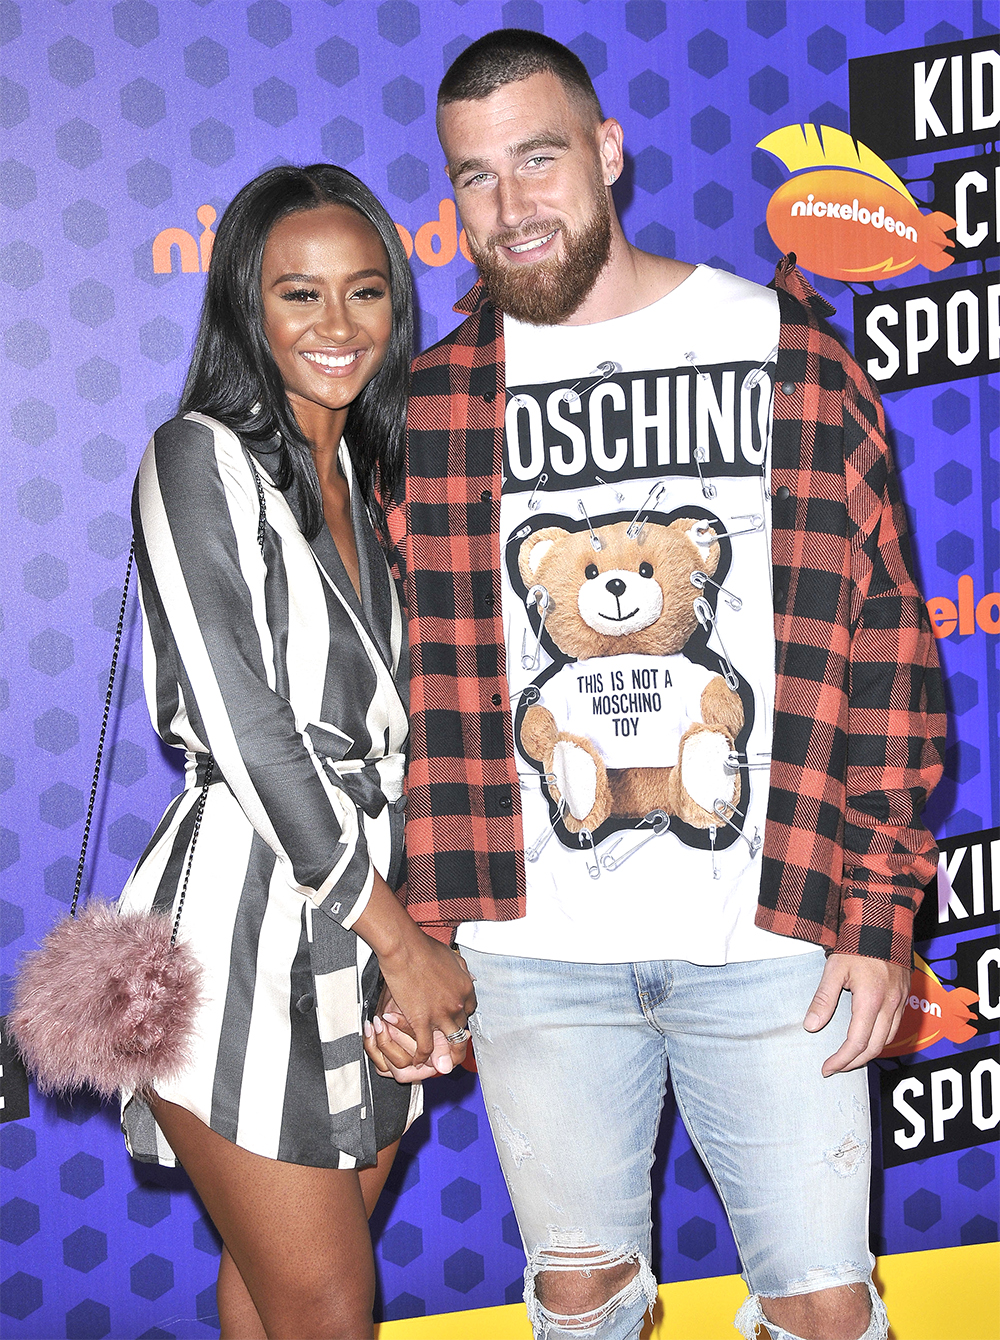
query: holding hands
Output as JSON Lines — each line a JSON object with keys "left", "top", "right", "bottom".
{"left": 366, "top": 950, "right": 476, "bottom": 1082}
{"left": 364, "top": 947, "right": 475, "bottom": 1082}
{"left": 353, "top": 874, "right": 476, "bottom": 1082}
{"left": 364, "top": 999, "right": 460, "bottom": 1082}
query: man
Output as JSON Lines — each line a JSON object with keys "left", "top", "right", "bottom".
{"left": 380, "top": 29, "right": 945, "bottom": 1340}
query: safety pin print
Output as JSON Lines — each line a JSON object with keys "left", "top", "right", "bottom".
{"left": 744, "top": 345, "right": 779, "bottom": 389}
{"left": 506, "top": 522, "right": 533, "bottom": 547}
{"left": 723, "top": 513, "right": 765, "bottom": 540}
{"left": 560, "top": 360, "right": 622, "bottom": 407}
{"left": 520, "top": 584, "right": 551, "bottom": 670}
{"left": 526, "top": 793, "right": 566, "bottom": 863}
{"left": 712, "top": 798, "right": 762, "bottom": 856}
{"left": 578, "top": 827, "right": 601, "bottom": 879}
{"left": 627, "top": 481, "right": 666, "bottom": 539}
{"left": 693, "top": 444, "right": 717, "bottom": 499}
{"left": 708, "top": 824, "right": 720, "bottom": 880}
{"left": 684, "top": 351, "right": 710, "bottom": 382}
{"left": 693, "top": 597, "right": 739, "bottom": 690}
{"left": 511, "top": 686, "right": 541, "bottom": 711}
{"left": 689, "top": 519, "right": 720, "bottom": 550}
{"left": 690, "top": 570, "right": 741, "bottom": 611}
{"left": 593, "top": 475, "right": 625, "bottom": 504}
{"left": 723, "top": 751, "right": 771, "bottom": 776}
{"left": 600, "top": 810, "right": 670, "bottom": 872}
{"left": 577, "top": 499, "right": 603, "bottom": 551}
{"left": 526, "top": 472, "right": 549, "bottom": 511}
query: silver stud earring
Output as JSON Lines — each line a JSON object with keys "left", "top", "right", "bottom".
{"left": 608, "top": 171, "right": 616, "bottom": 185}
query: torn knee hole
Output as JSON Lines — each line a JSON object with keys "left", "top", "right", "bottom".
{"left": 735, "top": 1280, "right": 886, "bottom": 1340}
{"left": 538, "top": 1244, "right": 632, "bottom": 1274}
{"left": 526, "top": 1242, "right": 657, "bottom": 1334}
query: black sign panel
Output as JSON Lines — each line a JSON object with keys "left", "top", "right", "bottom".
{"left": 930, "top": 152, "right": 1000, "bottom": 264}
{"left": 953, "top": 933, "right": 1000, "bottom": 1037}
{"left": 880, "top": 1044, "right": 999, "bottom": 1167}
{"left": 852, "top": 271, "right": 998, "bottom": 392}
{"left": 914, "top": 827, "right": 1000, "bottom": 942}
{"left": 0, "top": 1017, "right": 31, "bottom": 1124}
{"left": 850, "top": 37, "right": 1000, "bottom": 159}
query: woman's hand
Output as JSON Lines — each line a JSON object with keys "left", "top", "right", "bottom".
{"left": 352, "top": 875, "right": 476, "bottom": 1070}
{"left": 364, "top": 998, "right": 458, "bottom": 1083}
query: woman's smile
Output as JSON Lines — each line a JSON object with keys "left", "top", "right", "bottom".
{"left": 300, "top": 347, "right": 366, "bottom": 371}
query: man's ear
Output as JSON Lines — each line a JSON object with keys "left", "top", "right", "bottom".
{"left": 599, "top": 117, "right": 624, "bottom": 186}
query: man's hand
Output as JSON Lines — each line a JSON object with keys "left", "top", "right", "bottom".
{"left": 803, "top": 953, "right": 910, "bottom": 1077}
{"left": 363, "top": 988, "right": 471, "bottom": 1082}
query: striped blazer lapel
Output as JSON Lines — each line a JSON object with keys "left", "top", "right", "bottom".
{"left": 248, "top": 454, "right": 407, "bottom": 731}
{"left": 350, "top": 471, "right": 396, "bottom": 676}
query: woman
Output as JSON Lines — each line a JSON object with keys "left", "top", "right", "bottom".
{"left": 120, "top": 164, "right": 475, "bottom": 1339}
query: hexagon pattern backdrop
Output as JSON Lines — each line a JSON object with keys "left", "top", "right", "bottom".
{"left": 2, "top": 1, "right": 997, "bottom": 1336}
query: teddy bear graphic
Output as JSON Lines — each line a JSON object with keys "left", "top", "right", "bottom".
{"left": 514, "top": 513, "right": 748, "bottom": 843}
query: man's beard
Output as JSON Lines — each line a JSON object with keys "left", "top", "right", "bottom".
{"left": 469, "top": 185, "right": 612, "bottom": 326}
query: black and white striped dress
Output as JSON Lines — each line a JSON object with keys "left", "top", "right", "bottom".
{"left": 119, "top": 412, "right": 418, "bottom": 1169}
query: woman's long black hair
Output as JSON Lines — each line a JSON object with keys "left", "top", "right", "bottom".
{"left": 180, "top": 164, "right": 413, "bottom": 540}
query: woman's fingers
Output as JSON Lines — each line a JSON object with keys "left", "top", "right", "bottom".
{"left": 386, "top": 1021, "right": 457, "bottom": 1075}
{"left": 362, "top": 1020, "right": 393, "bottom": 1076}
{"left": 376, "top": 1017, "right": 462, "bottom": 1078}
{"left": 386, "top": 1057, "right": 438, "bottom": 1082}
{"left": 372, "top": 1016, "right": 417, "bottom": 1068}
{"left": 426, "top": 1027, "right": 460, "bottom": 1075}
{"left": 363, "top": 1018, "right": 439, "bottom": 1082}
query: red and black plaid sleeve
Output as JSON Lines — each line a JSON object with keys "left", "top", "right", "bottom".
{"left": 756, "top": 259, "right": 946, "bottom": 966}
{"left": 400, "top": 287, "right": 525, "bottom": 941}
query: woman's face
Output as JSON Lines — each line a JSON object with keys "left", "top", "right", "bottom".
{"left": 261, "top": 203, "right": 393, "bottom": 438}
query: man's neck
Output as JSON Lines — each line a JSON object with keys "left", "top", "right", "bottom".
{"left": 557, "top": 226, "right": 696, "bottom": 327}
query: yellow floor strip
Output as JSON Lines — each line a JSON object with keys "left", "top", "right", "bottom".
{"left": 375, "top": 1242, "right": 999, "bottom": 1339}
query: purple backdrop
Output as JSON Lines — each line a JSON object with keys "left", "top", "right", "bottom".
{"left": 2, "top": 2, "right": 997, "bottom": 1337}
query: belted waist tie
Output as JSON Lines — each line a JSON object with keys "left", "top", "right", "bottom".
{"left": 188, "top": 751, "right": 406, "bottom": 820}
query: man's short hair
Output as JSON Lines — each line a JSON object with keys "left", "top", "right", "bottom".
{"left": 438, "top": 28, "right": 603, "bottom": 122}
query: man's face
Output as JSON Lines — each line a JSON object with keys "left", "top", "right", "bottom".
{"left": 439, "top": 71, "right": 614, "bottom": 325}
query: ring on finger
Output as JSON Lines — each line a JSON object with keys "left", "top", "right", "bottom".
{"left": 446, "top": 1026, "right": 470, "bottom": 1044}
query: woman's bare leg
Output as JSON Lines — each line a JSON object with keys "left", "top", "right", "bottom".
{"left": 211, "top": 1137, "right": 402, "bottom": 1337}
{"left": 359, "top": 1139, "right": 400, "bottom": 1214}
{"left": 150, "top": 1096, "right": 399, "bottom": 1340}
{"left": 217, "top": 1246, "right": 267, "bottom": 1340}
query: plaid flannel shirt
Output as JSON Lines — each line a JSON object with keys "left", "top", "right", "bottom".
{"left": 388, "top": 256, "right": 946, "bottom": 966}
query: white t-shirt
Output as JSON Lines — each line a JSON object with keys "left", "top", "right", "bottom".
{"left": 457, "top": 265, "right": 815, "bottom": 965}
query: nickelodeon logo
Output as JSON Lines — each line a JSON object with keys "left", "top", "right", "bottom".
{"left": 152, "top": 200, "right": 472, "bottom": 274}
{"left": 152, "top": 204, "right": 217, "bottom": 273}
{"left": 758, "top": 124, "right": 956, "bottom": 281}
{"left": 393, "top": 199, "right": 473, "bottom": 266}
{"left": 927, "top": 575, "right": 1000, "bottom": 637}
{"left": 879, "top": 954, "right": 979, "bottom": 1057}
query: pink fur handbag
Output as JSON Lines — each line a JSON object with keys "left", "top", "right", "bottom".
{"left": 9, "top": 545, "right": 206, "bottom": 1100}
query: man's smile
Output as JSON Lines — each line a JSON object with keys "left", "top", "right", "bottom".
{"left": 506, "top": 230, "right": 557, "bottom": 255}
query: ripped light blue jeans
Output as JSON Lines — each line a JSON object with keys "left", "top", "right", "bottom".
{"left": 462, "top": 947, "right": 887, "bottom": 1340}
